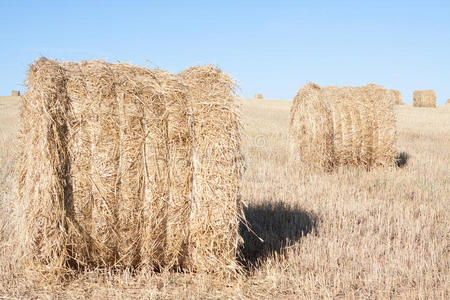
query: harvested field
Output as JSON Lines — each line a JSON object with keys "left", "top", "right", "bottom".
{"left": 0, "top": 95, "right": 449, "bottom": 298}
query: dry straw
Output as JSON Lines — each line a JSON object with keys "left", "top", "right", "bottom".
{"left": 289, "top": 83, "right": 397, "bottom": 172}
{"left": 180, "top": 65, "right": 244, "bottom": 275}
{"left": 390, "top": 90, "right": 402, "bottom": 105}
{"left": 16, "top": 58, "right": 73, "bottom": 279}
{"left": 254, "top": 94, "right": 264, "bottom": 100}
{"left": 11, "top": 90, "right": 20, "bottom": 96}
{"left": 413, "top": 90, "right": 436, "bottom": 107}
{"left": 446, "top": 99, "right": 450, "bottom": 105}
{"left": 16, "top": 58, "right": 243, "bottom": 279}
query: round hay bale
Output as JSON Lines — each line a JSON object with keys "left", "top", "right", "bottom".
{"left": 289, "top": 83, "right": 397, "bottom": 172}
{"left": 11, "top": 90, "right": 20, "bottom": 96}
{"left": 391, "top": 90, "right": 402, "bottom": 105}
{"left": 16, "top": 58, "right": 243, "bottom": 278}
{"left": 254, "top": 93, "right": 264, "bottom": 100}
{"left": 413, "top": 90, "right": 436, "bottom": 107}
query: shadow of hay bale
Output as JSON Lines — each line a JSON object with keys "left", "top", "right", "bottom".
{"left": 240, "top": 201, "right": 317, "bottom": 267}
{"left": 396, "top": 152, "right": 410, "bottom": 168}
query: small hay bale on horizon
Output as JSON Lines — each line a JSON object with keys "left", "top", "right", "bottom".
{"left": 11, "top": 90, "right": 20, "bottom": 96}
{"left": 445, "top": 99, "right": 450, "bottom": 106}
{"left": 391, "top": 89, "right": 402, "bottom": 105}
{"left": 289, "top": 83, "right": 397, "bottom": 172}
{"left": 15, "top": 58, "right": 243, "bottom": 280}
{"left": 413, "top": 90, "right": 436, "bottom": 107}
{"left": 254, "top": 93, "right": 264, "bottom": 100}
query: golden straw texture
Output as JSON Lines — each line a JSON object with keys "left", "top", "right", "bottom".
{"left": 289, "top": 83, "right": 397, "bottom": 172}
{"left": 180, "top": 65, "right": 244, "bottom": 276}
{"left": 413, "top": 90, "right": 436, "bottom": 107}
{"left": 163, "top": 74, "right": 193, "bottom": 270}
{"left": 17, "top": 58, "right": 72, "bottom": 279}
{"left": 391, "top": 90, "right": 402, "bottom": 105}
{"left": 16, "top": 58, "right": 243, "bottom": 278}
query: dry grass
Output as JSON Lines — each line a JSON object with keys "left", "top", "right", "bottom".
{"left": 413, "top": 90, "right": 436, "bottom": 107}
{"left": 0, "top": 96, "right": 449, "bottom": 298}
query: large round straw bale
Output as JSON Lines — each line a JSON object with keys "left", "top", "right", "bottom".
{"left": 16, "top": 58, "right": 242, "bottom": 277}
{"left": 180, "top": 65, "right": 244, "bottom": 275}
{"left": 413, "top": 90, "right": 436, "bottom": 107}
{"left": 289, "top": 83, "right": 397, "bottom": 172}
{"left": 11, "top": 90, "right": 20, "bottom": 96}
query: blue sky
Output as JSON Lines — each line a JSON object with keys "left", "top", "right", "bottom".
{"left": 0, "top": 0, "right": 449, "bottom": 104}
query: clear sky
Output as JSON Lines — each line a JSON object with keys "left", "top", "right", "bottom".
{"left": 1, "top": 0, "right": 449, "bottom": 104}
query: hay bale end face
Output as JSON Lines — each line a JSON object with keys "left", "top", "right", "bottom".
{"left": 17, "top": 58, "right": 71, "bottom": 279}
{"left": 254, "top": 93, "right": 264, "bottom": 100}
{"left": 289, "top": 83, "right": 397, "bottom": 172}
{"left": 413, "top": 90, "right": 436, "bottom": 107}
{"left": 16, "top": 58, "right": 243, "bottom": 278}
{"left": 11, "top": 90, "right": 20, "bottom": 96}
{"left": 446, "top": 99, "right": 450, "bottom": 105}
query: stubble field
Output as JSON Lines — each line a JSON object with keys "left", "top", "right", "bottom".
{"left": 0, "top": 96, "right": 448, "bottom": 298}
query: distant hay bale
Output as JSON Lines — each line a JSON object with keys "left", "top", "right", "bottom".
{"left": 180, "top": 65, "right": 243, "bottom": 275}
{"left": 446, "top": 99, "right": 450, "bottom": 106}
{"left": 289, "top": 83, "right": 397, "bottom": 172}
{"left": 413, "top": 90, "right": 436, "bottom": 107}
{"left": 254, "top": 93, "right": 264, "bottom": 100}
{"left": 16, "top": 58, "right": 242, "bottom": 278}
{"left": 11, "top": 90, "right": 20, "bottom": 96}
{"left": 391, "top": 90, "right": 402, "bottom": 105}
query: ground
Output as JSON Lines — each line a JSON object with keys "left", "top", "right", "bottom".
{"left": 0, "top": 96, "right": 448, "bottom": 298}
